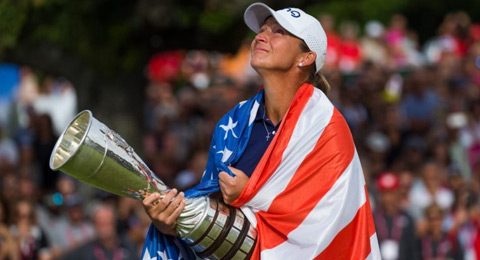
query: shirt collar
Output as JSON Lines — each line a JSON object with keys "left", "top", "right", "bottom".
{"left": 255, "top": 99, "right": 280, "bottom": 127}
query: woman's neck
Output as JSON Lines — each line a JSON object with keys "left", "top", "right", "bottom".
{"left": 261, "top": 70, "right": 307, "bottom": 125}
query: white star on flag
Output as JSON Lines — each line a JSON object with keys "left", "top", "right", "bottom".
{"left": 239, "top": 100, "right": 247, "bottom": 107}
{"left": 142, "top": 250, "right": 157, "bottom": 260}
{"left": 217, "top": 147, "right": 233, "bottom": 163}
{"left": 157, "top": 250, "right": 173, "bottom": 260}
{"left": 219, "top": 117, "right": 238, "bottom": 140}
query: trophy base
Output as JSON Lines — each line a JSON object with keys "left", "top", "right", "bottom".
{"left": 180, "top": 197, "right": 257, "bottom": 260}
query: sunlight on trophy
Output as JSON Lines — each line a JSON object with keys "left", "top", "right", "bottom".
{"left": 50, "top": 110, "right": 256, "bottom": 260}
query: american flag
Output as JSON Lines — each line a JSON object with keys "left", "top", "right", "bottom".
{"left": 141, "top": 83, "right": 380, "bottom": 260}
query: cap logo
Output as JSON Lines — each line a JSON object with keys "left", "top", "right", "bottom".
{"left": 284, "top": 8, "right": 300, "bottom": 18}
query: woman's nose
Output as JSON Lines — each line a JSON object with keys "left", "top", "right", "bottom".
{"left": 255, "top": 30, "right": 269, "bottom": 43}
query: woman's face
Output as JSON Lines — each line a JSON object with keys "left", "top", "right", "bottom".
{"left": 250, "top": 17, "right": 304, "bottom": 73}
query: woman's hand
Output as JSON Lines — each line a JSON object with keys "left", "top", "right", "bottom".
{"left": 142, "top": 189, "right": 186, "bottom": 236}
{"left": 219, "top": 166, "right": 249, "bottom": 204}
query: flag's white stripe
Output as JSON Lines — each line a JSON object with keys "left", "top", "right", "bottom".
{"left": 369, "top": 233, "right": 381, "bottom": 260}
{"left": 249, "top": 100, "right": 260, "bottom": 126}
{"left": 247, "top": 89, "right": 334, "bottom": 211}
{"left": 261, "top": 152, "right": 366, "bottom": 259}
{"left": 240, "top": 205, "right": 257, "bottom": 228}
{"left": 365, "top": 252, "right": 374, "bottom": 260}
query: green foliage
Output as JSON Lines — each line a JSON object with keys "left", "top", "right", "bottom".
{"left": 0, "top": 0, "right": 29, "bottom": 51}
{"left": 1, "top": 0, "right": 142, "bottom": 73}
{"left": 358, "top": 0, "right": 406, "bottom": 24}
{"left": 2, "top": 0, "right": 480, "bottom": 74}
{"left": 199, "top": 9, "right": 234, "bottom": 33}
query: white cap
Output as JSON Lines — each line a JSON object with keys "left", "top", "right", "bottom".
{"left": 244, "top": 2, "right": 327, "bottom": 72}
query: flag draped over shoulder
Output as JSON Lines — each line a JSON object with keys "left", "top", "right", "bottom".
{"left": 141, "top": 83, "right": 381, "bottom": 260}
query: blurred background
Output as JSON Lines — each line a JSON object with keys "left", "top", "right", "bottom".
{"left": 0, "top": 0, "right": 480, "bottom": 259}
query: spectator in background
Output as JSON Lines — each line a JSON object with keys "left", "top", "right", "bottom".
{"left": 0, "top": 198, "right": 19, "bottom": 260}
{"left": 9, "top": 199, "right": 50, "bottom": 260}
{"left": 373, "top": 172, "right": 419, "bottom": 260}
{"left": 444, "top": 189, "right": 480, "bottom": 260}
{"left": 410, "top": 161, "right": 454, "bottom": 229}
{"left": 361, "top": 20, "right": 390, "bottom": 68}
{"left": 174, "top": 150, "right": 208, "bottom": 190}
{"left": 32, "top": 77, "right": 77, "bottom": 136}
{"left": 1, "top": 173, "right": 19, "bottom": 209}
{"left": 338, "top": 83, "right": 368, "bottom": 137}
{"left": 0, "top": 123, "right": 19, "bottom": 173}
{"left": 364, "top": 131, "right": 390, "bottom": 176}
{"left": 473, "top": 161, "right": 480, "bottom": 198}
{"left": 384, "top": 14, "right": 422, "bottom": 68}
{"left": 60, "top": 203, "right": 137, "bottom": 260}
{"left": 116, "top": 196, "right": 151, "bottom": 253}
{"left": 463, "top": 100, "right": 480, "bottom": 171}
{"left": 398, "top": 169, "right": 415, "bottom": 210}
{"left": 318, "top": 14, "right": 341, "bottom": 70}
{"left": 400, "top": 69, "right": 442, "bottom": 135}
{"left": 447, "top": 111, "right": 474, "bottom": 180}
{"left": 32, "top": 114, "right": 58, "bottom": 194}
{"left": 419, "top": 204, "right": 464, "bottom": 260}
{"left": 338, "top": 21, "right": 362, "bottom": 73}
{"left": 50, "top": 195, "right": 94, "bottom": 258}
{"left": 424, "top": 12, "right": 470, "bottom": 65}
{"left": 9, "top": 67, "right": 38, "bottom": 148}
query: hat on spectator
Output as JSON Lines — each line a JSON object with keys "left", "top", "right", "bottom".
{"left": 376, "top": 171, "right": 400, "bottom": 191}
{"left": 244, "top": 2, "right": 328, "bottom": 72}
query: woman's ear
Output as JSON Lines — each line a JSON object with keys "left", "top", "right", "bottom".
{"left": 298, "top": 52, "right": 316, "bottom": 68}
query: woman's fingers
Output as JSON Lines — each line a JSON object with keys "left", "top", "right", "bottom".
{"left": 166, "top": 200, "right": 186, "bottom": 226}
{"left": 162, "top": 191, "right": 185, "bottom": 216}
{"left": 218, "top": 168, "right": 249, "bottom": 204}
{"left": 142, "top": 192, "right": 160, "bottom": 209}
{"left": 219, "top": 171, "right": 233, "bottom": 186}
{"left": 142, "top": 189, "right": 179, "bottom": 214}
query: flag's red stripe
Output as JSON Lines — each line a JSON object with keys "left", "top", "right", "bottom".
{"left": 364, "top": 186, "right": 376, "bottom": 238}
{"left": 232, "top": 83, "right": 314, "bottom": 207}
{"left": 257, "top": 108, "right": 355, "bottom": 251}
{"left": 314, "top": 201, "right": 372, "bottom": 260}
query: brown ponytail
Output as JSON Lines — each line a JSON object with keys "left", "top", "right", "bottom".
{"left": 300, "top": 41, "right": 331, "bottom": 94}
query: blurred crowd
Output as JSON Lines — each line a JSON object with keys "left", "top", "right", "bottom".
{"left": 0, "top": 10, "right": 479, "bottom": 260}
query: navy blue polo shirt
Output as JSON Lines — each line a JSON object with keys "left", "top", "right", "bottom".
{"left": 231, "top": 103, "right": 280, "bottom": 177}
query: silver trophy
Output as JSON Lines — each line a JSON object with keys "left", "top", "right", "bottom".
{"left": 49, "top": 110, "right": 257, "bottom": 260}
